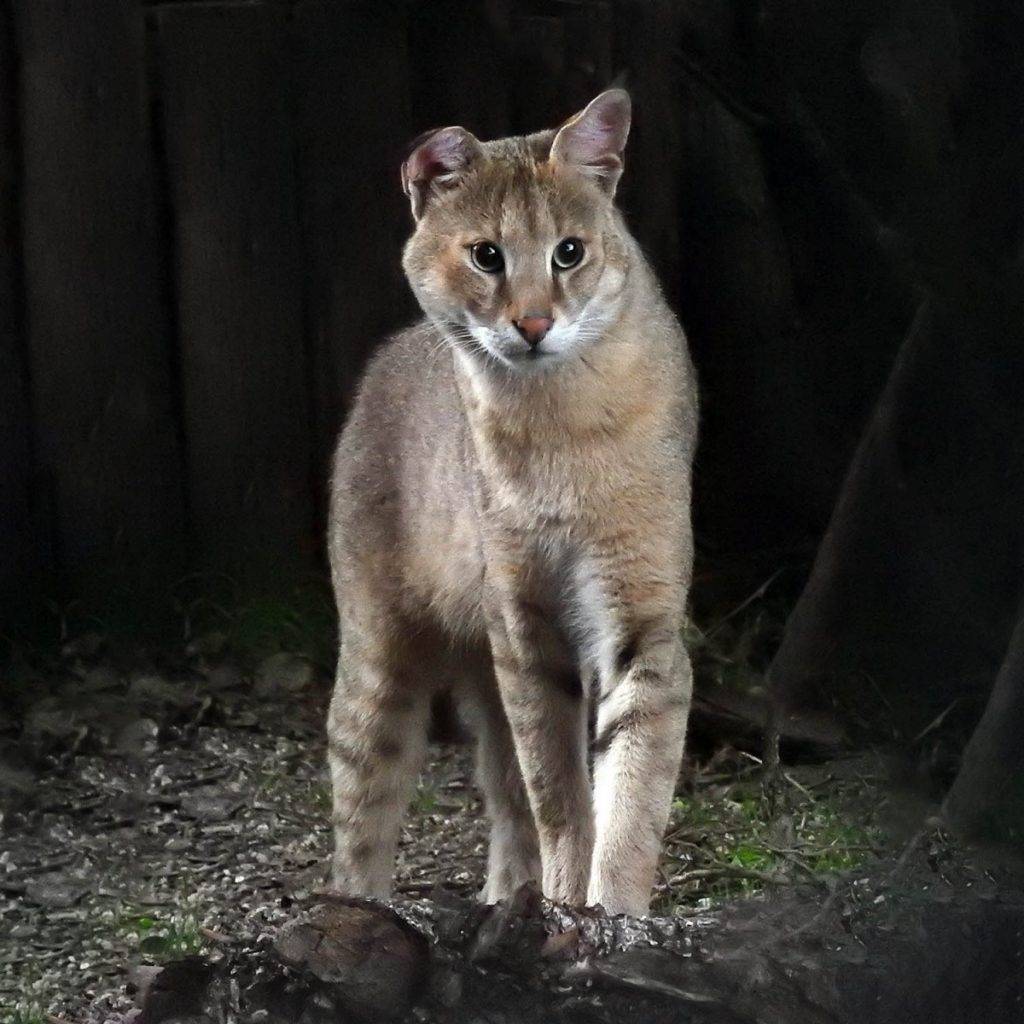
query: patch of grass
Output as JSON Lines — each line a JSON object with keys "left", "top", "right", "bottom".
{"left": 412, "top": 781, "right": 439, "bottom": 815}
{"left": 120, "top": 910, "right": 205, "bottom": 961}
{"left": 173, "top": 574, "right": 337, "bottom": 670}
{"left": 227, "top": 589, "right": 336, "bottom": 669}
{"left": 5, "top": 1005, "right": 45, "bottom": 1024}
{"left": 657, "top": 760, "right": 883, "bottom": 913}
{"left": 307, "top": 780, "right": 332, "bottom": 813}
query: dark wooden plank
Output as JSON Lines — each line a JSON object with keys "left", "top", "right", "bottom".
{"left": 509, "top": 2, "right": 616, "bottom": 133}
{"left": 509, "top": 14, "right": 567, "bottom": 132}
{"left": 290, "top": 1, "right": 416, "bottom": 479}
{"left": 406, "top": 0, "right": 512, "bottom": 140}
{"left": 612, "top": 0, "right": 686, "bottom": 312}
{"left": 13, "top": 0, "right": 185, "bottom": 597}
{"left": 0, "top": 0, "right": 44, "bottom": 620}
{"left": 561, "top": 1, "right": 614, "bottom": 112}
{"left": 153, "top": 2, "right": 314, "bottom": 582}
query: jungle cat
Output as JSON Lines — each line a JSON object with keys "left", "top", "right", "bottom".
{"left": 327, "top": 89, "right": 698, "bottom": 916}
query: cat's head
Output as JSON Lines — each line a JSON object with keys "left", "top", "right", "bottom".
{"left": 401, "top": 90, "right": 633, "bottom": 371}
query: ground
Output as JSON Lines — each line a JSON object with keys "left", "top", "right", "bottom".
{"left": 2, "top": 596, "right": 1022, "bottom": 1023}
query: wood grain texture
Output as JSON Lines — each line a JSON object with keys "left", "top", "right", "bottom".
{"left": 290, "top": 0, "right": 416, "bottom": 483}
{"left": 612, "top": 0, "right": 686, "bottom": 313}
{"left": 407, "top": 0, "right": 512, "bottom": 141}
{"left": 154, "top": 1, "right": 314, "bottom": 581}
{"left": 0, "top": 0, "right": 44, "bottom": 616}
{"left": 13, "top": 0, "right": 185, "bottom": 593}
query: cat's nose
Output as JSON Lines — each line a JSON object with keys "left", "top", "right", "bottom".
{"left": 514, "top": 315, "right": 554, "bottom": 347}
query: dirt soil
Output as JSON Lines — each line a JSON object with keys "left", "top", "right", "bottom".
{"left": 2, "top": 637, "right": 1023, "bottom": 1023}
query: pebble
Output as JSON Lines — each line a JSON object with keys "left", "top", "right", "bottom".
{"left": 24, "top": 875, "right": 88, "bottom": 909}
{"left": 180, "top": 788, "right": 243, "bottom": 823}
{"left": 4, "top": 657, "right": 486, "bottom": 1023}
{"left": 254, "top": 652, "right": 316, "bottom": 698}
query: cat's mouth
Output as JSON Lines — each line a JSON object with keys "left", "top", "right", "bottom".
{"left": 517, "top": 346, "right": 553, "bottom": 361}
{"left": 503, "top": 343, "right": 566, "bottom": 370}
{"left": 461, "top": 323, "right": 568, "bottom": 370}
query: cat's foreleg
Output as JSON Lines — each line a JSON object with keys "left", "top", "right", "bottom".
{"left": 588, "top": 633, "right": 691, "bottom": 915}
{"left": 485, "top": 600, "right": 593, "bottom": 905}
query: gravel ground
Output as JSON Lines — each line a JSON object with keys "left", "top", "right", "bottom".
{"left": 5, "top": 633, "right": 1012, "bottom": 1022}
{"left": 0, "top": 648, "right": 488, "bottom": 1022}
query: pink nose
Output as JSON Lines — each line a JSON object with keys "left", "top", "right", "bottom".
{"left": 514, "top": 315, "right": 554, "bottom": 347}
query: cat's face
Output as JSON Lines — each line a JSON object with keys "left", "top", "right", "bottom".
{"left": 401, "top": 91, "right": 632, "bottom": 372}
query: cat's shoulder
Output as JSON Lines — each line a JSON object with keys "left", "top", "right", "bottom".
{"left": 355, "top": 319, "right": 450, "bottom": 393}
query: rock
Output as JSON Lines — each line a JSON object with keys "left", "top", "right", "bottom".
{"left": 114, "top": 717, "right": 161, "bottom": 756}
{"left": 24, "top": 874, "right": 88, "bottom": 908}
{"left": 39, "top": 689, "right": 148, "bottom": 752}
{"left": 61, "top": 631, "right": 106, "bottom": 661}
{"left": 275, "top": 901, "right": 430, "bottom": 1020}
{"left": 185, "top": 630, "right": 229, "bottom": 660}
{"left": 128, "top": 964, "right": 165, "bottom": 1008}
{"left": 78, "top": 665, "right": 124, "bottom": 693}
{"left": 254, "top": 652, "right": 315, "bottom": 699}
{"left": 0, "top": 760, "right": 36, "bottom": 818}
{"left": 129, "top": 675, "right": 198, "bottom": 718}
{"left": 180, "top": 787, "right": 243, "bottom": 823}
{"left": 202, "top": 662, "right": 243, "bottom": 691}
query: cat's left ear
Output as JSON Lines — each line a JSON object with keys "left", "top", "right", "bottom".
{"left": 549, "top": 89, "right": 631, "bottom": 196}
{"left": 401, "top": 126, "right": 483, "bottom": 220}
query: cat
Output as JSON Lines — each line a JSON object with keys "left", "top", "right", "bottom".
{"left": 327, "top": 89, "right": 698, "bottom": 916}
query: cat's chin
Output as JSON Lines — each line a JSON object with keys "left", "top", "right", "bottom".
{"left": 486, "top": 346, "right": 576, "bottom": 374}
{"left": 451, "top": 338, "right": 562, "bottom": 374}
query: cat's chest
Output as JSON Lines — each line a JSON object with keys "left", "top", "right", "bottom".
{"left": 474, "top": 431, "right": 630, "bottom": 528}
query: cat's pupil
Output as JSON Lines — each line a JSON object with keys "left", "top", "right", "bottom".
{"left": 471, "top": 241, "right": 504, "bottom": 273}
{"left": 553, "top": 238, "right": 584, "bottom": 269}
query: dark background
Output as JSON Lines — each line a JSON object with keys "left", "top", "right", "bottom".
{"left": 3, "top": 0, "right": 1024, "bottom": 801}
{"left": 0, "top": 0, "right": 914, "bottom": 627}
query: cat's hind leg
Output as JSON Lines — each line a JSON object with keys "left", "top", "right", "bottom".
{"left": 458, "top": 665, "right": 541, "bottom": 902}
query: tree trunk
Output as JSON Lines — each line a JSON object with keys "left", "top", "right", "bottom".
{"left": 944, "top": 597, "right": 1024, "bottom": 838}
{"left": 136, "top": 880, "right": 1024, "bottom": 1024}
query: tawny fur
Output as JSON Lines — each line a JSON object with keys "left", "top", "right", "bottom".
{"left": 327, "top": 90, "right": 697, "bottom": 915}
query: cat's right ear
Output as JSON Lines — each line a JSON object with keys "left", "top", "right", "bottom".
{"left": 401, "top": 126, "right": 483, "bottom": 220}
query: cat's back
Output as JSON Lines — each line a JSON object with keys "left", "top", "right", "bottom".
{"left": 329, "top": 320, "right": 474, "bottom": 589}
{"left": 333, "top": 320, "right": 460, "bottom": 476}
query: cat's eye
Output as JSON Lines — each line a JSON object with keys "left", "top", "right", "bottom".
{"left": 552, "top": 238, "right": 585, "bottom": 270}
{"left": 470, "top": 241, "right": 505, "bottom": 273}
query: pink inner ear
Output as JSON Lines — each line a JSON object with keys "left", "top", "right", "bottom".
{"left": 406, "top": 127, "right": 473, "bottom": 187}
{"left": 552, "top": 91, "right": 631, "bottom": 173}
{"left": 571, "top": 118, "right": 620, "bottom": 165}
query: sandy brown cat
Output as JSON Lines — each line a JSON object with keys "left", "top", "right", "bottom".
{"left": 327, "top": 89, "right": 698, "bottom": 915}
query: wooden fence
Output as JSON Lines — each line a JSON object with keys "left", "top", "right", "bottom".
{"left": 0, "top": 0, "right": 687, "bottom": 617}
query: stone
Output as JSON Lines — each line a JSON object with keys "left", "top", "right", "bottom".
{"left": 180, "top": 787, "right": 243, "bottom": 823}
{"left": 254, "top": 652, "right": 315, "bottom": 699}
{"left": 275, "top": 902, "right": 430, "bottom": 1020}
{"left": 24, "top": 874, "right": 88, "bottom": 909}
{"left": 114, "top": 717, "right": 161, "bottom": 756}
